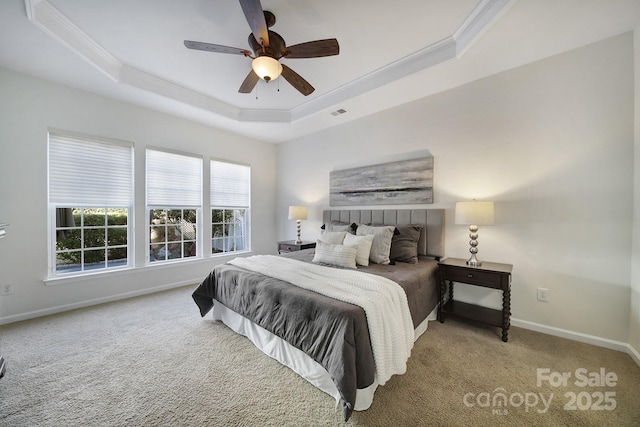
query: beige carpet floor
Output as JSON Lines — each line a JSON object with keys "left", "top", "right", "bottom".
{"left": 0, "top": 285, "right": 639, "bottom": 426}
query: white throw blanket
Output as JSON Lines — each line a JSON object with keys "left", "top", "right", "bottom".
{"left": 228, "top": 255, "right": 414, "bottom": 385}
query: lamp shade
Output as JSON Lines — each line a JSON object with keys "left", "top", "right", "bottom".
{"left": 252, "top": 56, "right": 282, "bottom": 82}
{"left": 455, "top": 201, "right": 495, "bottom": 225}
{"left": 288, "top": 205, "right": 308, "bottom": 221}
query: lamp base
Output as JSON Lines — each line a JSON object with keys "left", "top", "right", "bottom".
{"left": 295, "top": 220, "right": 302, "bottom": 245}
{"left": 467, "top": 225, "right": 482, "bottom": 266}
{"left": 466, "top": 254, "right": 482, "bottom": 267}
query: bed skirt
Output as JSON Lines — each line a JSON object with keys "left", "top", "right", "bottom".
{"left": 211, "top": 302, "right": 438, "bottom": 411}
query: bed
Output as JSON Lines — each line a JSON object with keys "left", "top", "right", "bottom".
{"left": 192, "top": 209, "right": 445, "bottom": 420}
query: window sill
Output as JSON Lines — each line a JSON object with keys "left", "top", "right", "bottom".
{"left": 210, "top": 249, "right": 251, "bottom": 258}
{"left": 44, "top": 251, "right": 253, "bottom": 286}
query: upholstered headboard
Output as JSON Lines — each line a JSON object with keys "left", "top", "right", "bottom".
{"left": 322, "top": 209, "right": 445, "bottom": 259}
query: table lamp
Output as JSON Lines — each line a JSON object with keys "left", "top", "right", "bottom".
{"left": 455, "top": 201, "right": 495, "bottom": 266}
{"left": 288, "top": 206, "right": 308, "bottom": 244}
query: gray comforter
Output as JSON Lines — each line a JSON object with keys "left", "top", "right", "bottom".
{"left": 192, "top": 250, "right": 439, "bottom": 421}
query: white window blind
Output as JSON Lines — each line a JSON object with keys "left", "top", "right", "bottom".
{"left": 210, "top": 160, "right": 250, "bottom": 207}
{"left": 147, "top": 149, "right": 202, "bottom": 207}
{"left": 48, "top": 132, "right": 133, "bottom": 205}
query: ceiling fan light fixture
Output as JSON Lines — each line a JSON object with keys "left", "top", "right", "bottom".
{"left": 252, "top": 55, "right": 282, "bottom": 82}
{"left": 184, "top": 5, "right": 338, "bottom": 95}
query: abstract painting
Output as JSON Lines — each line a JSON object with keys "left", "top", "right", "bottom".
{"left": 330, "top": 157, "right": 433, "bottom": 206}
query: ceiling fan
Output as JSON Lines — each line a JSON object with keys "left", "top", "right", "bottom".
{"left": 184, "top": 0, "right": 339, "bottom": 96}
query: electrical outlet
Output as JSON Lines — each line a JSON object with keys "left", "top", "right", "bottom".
{"left": 1, "top": 283, "right": 14, "bottom": 296}
{"left": 537, "top": 287, "right": 549, "bottom": 302}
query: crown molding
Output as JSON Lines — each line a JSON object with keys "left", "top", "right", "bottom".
{"left": 293, "top": 0, "right": 517, "bottom": 122}
{"left": 290, "top": 36, "right": 458, "bottom": 122}
{"left": 25, "top": 0, "right": 515, "bottom": 125}
{"left": 118, "top": 65, "right": 242, "bottom": 119}
{"left": 26, "top": 0, "right": 121, "bottom": 80}
{"left": 455, "top": 0, "right": 517, "bottom": 56}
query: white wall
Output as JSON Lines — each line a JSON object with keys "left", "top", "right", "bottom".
{"left": 277, "top": 34, "right": 634, "bottom": 344}
{"left": 0, "top": 68, "right": 277, "bottom": 323}
{"left": 630, "top": 24, "right": 640, "bottom": 359}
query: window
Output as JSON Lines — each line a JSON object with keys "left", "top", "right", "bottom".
{"left": 211, "top": 160, "right": 250, "bottom": 255}
{"left": 146, "top": 149, "right": 202, "bottom": 263}
{"left": 48, "top": 131, "right": 133, "bottom": 276}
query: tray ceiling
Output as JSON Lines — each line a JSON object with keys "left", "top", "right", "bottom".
{"left": 1, "top": 0, "right": 639, "bottom": 142}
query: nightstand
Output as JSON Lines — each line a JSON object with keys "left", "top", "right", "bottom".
{"left": 438, "top": 257, "right": 513, "bottom": 342}
{"left": 277, "top": 240, "right": 316, "bottom": 254}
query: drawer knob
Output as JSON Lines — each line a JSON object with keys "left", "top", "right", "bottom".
{"left": 467, "top": 274, "right": 474, "bottom": 278}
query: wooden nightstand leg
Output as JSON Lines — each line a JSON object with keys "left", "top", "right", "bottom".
{"left": 438, "top": 279, "right": 446, "bottom": 323}
{"left": 502, "top": 286, "right": 511, "bottom": 342}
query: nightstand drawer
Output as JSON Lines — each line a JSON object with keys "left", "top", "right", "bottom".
{"left": 277, "top": 241, "right": 316, "bottom": 253}
{"left": 441, "top": 265, "right": 504, "bottom": 289}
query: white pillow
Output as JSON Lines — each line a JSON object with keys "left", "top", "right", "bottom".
{"left": 343, "top": 233, "right": 374, "bottom": 266}
{"left": 312, "top": 240, "right": 358, "bottom": 269}
{"left": 319, "top": 230, "right": 347, "bottom": 245}
{"left": 356, "top": 224, "right": 395, "bottom": 264}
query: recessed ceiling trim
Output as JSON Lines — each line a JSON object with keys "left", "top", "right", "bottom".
{"left": 25, "top": 0, "right": 515, "bottom": 126}
{"left": 238, "top": 108, "right": 291, "bottom": 123}
{"left": 25, "top": 0, "right": 253, "bottom": 122}
{"left": 454, "top": 0, "right": 517, "bottom": 56}
{"left": 289, "top": 0, "right": 518, "bottom": 123}
{"left": 26, "top": 0, "right": 121, "bottom": 81}
{"left": 119, "top": 65, "right": 241, "bottom": 119}
{"left": 290, "top": 36, "right": 457, "bottom": 123}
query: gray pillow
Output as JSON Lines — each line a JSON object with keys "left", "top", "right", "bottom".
{"left": 390, "top": 225, "right": 422, "bottom": 264}
{"left": 356, "top": 224, "right": 395, "bottom": 264}
{"left": 322, "top": 222, "right": 356, "bottom": 234}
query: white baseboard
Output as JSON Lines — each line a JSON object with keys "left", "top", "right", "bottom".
{"left": 0, "top": 280, "right": 196, "bottom": 326}
{"left": 512, "top": 318, "right": 639, "bottom": 367}
{"left": 627, "top": 343, "right": 640, "bottom": 366}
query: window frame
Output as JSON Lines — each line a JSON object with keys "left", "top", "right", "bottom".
{"left": 211, "top": 207, "right": 249, "bottom": 255}
{"left": 210, "top": 159, "right": 251, "bottom": 257}
{"left": 52, "top": 206, "right": 131, "bottom": 274}
{"left": 148, "top": 207, "right": 200, "bottom": 263}
{"left": 145, "top": 147, "right": 203, "bottom": 265}
{"left": 47, "top": 129, "right": 134, "bottom": 278}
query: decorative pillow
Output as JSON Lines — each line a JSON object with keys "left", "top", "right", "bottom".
{"left": 312, "top": 240, "right": 358, "bottom": 269}
{"left": 322, "top": 222, "right": 356, "bottom": 234}
{"left": 356, "top": 224, "right": 395, "bottom": 264}
{"left": 319, "top": 230, "right": 347, "bottom": 245}
{"left": 343, "top": 233, "right": 374, "bottom": 266}
{"left": 390, "top": 225, "right": 422, "bottom": 264}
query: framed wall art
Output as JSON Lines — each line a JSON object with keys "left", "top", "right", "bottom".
{"left": 330, "top": 156, "right": 434, "bottom": 206}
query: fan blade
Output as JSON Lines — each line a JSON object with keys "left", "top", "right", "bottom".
{"left": 282, "top": 38, "right": 339, "bottom": 59}
{"left": 281, "top": 64, "right": 314, "bottom": 96}
{"left": 239, "top": 0, "right": 269, "bottom": 47}
{"left": 239, "top": 70, "right": 260, "bottom": 93}
{"left": 184, "top": 40, "right": 250, "bottom": 56}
